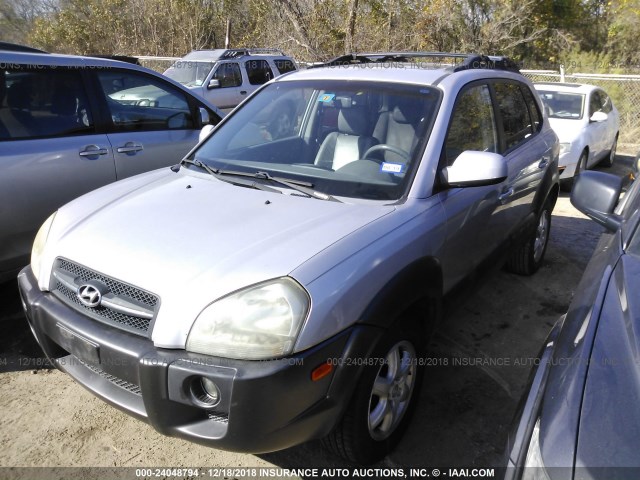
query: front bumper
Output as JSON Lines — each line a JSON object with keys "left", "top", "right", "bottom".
{"left": 18, "top": 266, "right": 383, "bottom": 453}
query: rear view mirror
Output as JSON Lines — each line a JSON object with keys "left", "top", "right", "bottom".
{"left": 571, "top": 171, "right": 622, "bottom": 232}
{"left": 442, "top": 151, "right": 508, "bottom": 188}
{"left": 199, "top": 124, "right": 215, "bottom": 143}
{"left": 199, "top": 107, "right": 210, "bottom": 126}
{"left": 589, "top": 111, "right": 608, "bottom": 123}
{"left": 207, "top": 79, "right": 220, "bottom": 90}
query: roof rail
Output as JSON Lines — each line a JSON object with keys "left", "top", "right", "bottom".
{"left": 220, "top": 48, "right": 286, "bottom": 59}
{"left": 308, "top": 52, "right": 520, "bottom": 73}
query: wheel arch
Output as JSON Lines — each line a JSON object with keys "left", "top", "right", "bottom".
{"left": 357, "top": 256, "right": 443, "bottom": 340}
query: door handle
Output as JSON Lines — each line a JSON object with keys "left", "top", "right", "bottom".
{"left": 117, "top": 142, "right": 144, "bottom": 154}
{"left": 240, "top": 90, "right": 247, "bottom": 95}
{"left": 538, "top": 156, "right": 550, "bottom": 169}
{"left": 79, "top": 145, "right": 109, "bottom": 157}
{"left": 498, "top": 187, "right": 514, "bottom": 203}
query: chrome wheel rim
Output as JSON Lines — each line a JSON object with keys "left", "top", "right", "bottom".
{"left": 533, "top": 210, "right": 549, "bottom": 263}
{"left": 368, "top": 340, "right": 417, "bottom": 441}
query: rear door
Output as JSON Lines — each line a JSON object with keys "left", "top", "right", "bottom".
{"left": 492, "top": 80, "right": 550, "bottom": 235}
{"left": 93, "top": 68, "right": 212, "bottom": 180}
{"left": 0, "top": 65, "right": 116, "bottom": 273}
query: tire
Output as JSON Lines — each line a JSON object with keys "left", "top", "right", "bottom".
{"left": 322, "top": 318, "right": 425, "bottom": 464}
{"left": 561, "top": 149, "right": 587, "bottom": 192}
{"left": 505, "top": 202, "right": 552, "bottom": 276}
{"left": 601, "top": 135, "right": 617, "bottom": 168}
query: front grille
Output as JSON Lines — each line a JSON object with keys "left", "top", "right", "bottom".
{"left": 75, "top": 357, "right": 142, "bottom": 395}
{"left": 51, "top": 258, "right": 159, "bottom": 336}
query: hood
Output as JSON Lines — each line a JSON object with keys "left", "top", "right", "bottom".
{"left": 48, "top": 168, "right": 394, "bottom": 347}
{"left": 575, "top": 254, "right": 640, "bottom": 469}
{"left": 548, "top": 117, "right": 585, "bottom": 143}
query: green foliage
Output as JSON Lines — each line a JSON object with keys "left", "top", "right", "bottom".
{"left": 3, "top": 0, "right": 639, "bottom": 67}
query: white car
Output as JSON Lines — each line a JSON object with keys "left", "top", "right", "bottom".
{"left": 535, "top": 83, "right": 619, "bottom": 188}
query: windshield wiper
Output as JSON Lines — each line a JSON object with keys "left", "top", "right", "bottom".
{"left": 177, "top": 161, "right": 342, "bottom": 202}
{"left": 178, "top": 159, "right": 282, "bottom": 194}
{"left": 253, "top": 171, "right": 342, "bottom": 202}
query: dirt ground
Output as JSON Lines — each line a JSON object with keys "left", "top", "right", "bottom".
{"left": 0, "top": 150, "right": 637, "bottom": 479}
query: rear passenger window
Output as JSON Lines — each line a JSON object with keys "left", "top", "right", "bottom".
{"left": 494, "top": 82, "right": 533, "bottom": 151}
{"left": 245, "top": 60, "right": 274, "bottom": 85}
{"left": 274, "top": 59, "right": 297, "bottom": 74}
{"left": 445, "top": 84, "right": 497, "bottom": 165}
{"left": 0, "top": 67, "right": 93, "bottom": 140}
{"left": 521, "top": 86, "right": 542, "bottom": 132}
{"left": 96, "top": 70, "right": 193, "bottom": 132}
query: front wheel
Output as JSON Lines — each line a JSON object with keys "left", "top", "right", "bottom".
{"left": 322, "top": 319, "right": 424, "bottom": 464}
{"left": 505, "top": 203, "right": 551, "bottom": 276}
{"left": 601, "top": 135, "right": 617, "bottom": 168}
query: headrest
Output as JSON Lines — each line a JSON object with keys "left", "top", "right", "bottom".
{"left": 391, "top": 102, "right": 421, "bottom": 124}
{"left": 7, "top": 82, "right": 31, "bottom": 111}
{"left": 338, "top": 107, "right": 368, "bottom": 136}
{"left": 51, "top": 90, "right": 78, "bottom": 116}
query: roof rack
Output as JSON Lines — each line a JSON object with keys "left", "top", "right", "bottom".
{"left": 220, "top": 48, "right": 286, "bottom": 59}
{"left": 308, "top": 52, "right": 520, "bottom": 73}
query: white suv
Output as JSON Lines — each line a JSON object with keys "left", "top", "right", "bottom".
{"left": 164, "top": 48, "right": 297, "bottom": 112}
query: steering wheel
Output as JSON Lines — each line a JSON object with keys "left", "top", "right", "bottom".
{"left": 362, "top": 144, "right": 410, "bottom": 162}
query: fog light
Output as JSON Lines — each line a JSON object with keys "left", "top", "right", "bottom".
{"left": 190, "top": 376, "right": 221, "bottom": 408}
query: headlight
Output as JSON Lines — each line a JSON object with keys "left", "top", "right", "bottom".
{"left": 186, "top": 277, "right": 310, "bottom": 360}
{"left": 31, "top": 211, "right": 57, "bottom": 280}
{"left": 522, "top": 419, "right": 551, "bottom": 480}
{"left": 559, "top": 143, "right": 571, "bottom": 155}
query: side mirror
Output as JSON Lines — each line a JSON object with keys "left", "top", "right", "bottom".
{"left": 442, "top": 151, "right": 508, "bottom": 188}
{"left": 207, "top": 79, "right": 220, "bottom": 90}
{"left": 571, "top": 171, "right": 623, "bottom": 232}
{"left": 199, "top": 107, "right": 210, "bottom": 126}
{"left": 199, "top": 124, "right": 215, "bottom": 143}
{"left": 590, "top": 111, "right": 608, "bottom": 123}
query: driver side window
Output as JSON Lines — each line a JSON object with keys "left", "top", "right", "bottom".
{"left": 445, "top": 84, "right": 497, "bottom": 166}
{"left": 213, "top": 63, "right": 242, "bottom": 88}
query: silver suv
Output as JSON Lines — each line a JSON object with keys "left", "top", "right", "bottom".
{"left": 19, "top": 53, "right": 559, "bottom": 464}
{"left": 0, "top": 48, "right": 223, "bottom": 283}
{"left": 163, "top": 48, "right": 297, "bottom": 112}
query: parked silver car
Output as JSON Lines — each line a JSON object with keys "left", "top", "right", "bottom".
{"left": 0, "top": 49, "right": 223, "bottom": 282}
{"left": 19, "top": 53, "right": 559, "bottom": 464}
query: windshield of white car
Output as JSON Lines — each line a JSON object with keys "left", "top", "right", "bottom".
{"left": 191, "top": 80, "right": 441, "bottom": 201}
{"left": 164, "top": 61, "right": 215, "bottom": 87}
{"left": 537, "top": 91, "right": 585, "bottom": 119}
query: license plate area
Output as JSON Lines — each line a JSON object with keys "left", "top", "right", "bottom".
{"left": 56, "top": 323, "right": 100, "bottom": 365}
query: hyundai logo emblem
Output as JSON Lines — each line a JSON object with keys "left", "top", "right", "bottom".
{"left": 77, "top": 283, "right": 103, "bottom": 308}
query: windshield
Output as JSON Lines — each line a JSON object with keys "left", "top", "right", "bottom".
{"left": 537, "top": 90, "right": 585, "bottom": 119}
{"left": 164, "top": 61, "right": 215, "bottom": 87}
{"left": 192, "top": 80, "right": 441, "bottom": 201}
